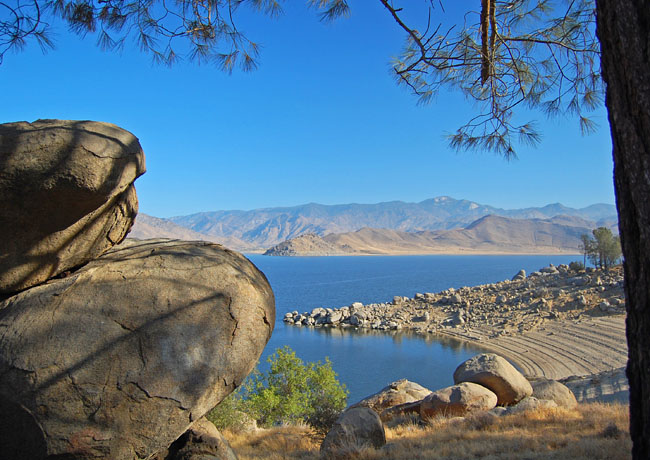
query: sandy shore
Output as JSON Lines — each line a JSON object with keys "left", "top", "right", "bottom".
{"left": 260, "top": 249, "right": 581, "bottom": 256}
{"left": 437, "top": 313, "right": 629, "bottom": 402}
{"left": 437, "top": 314, "right": 627, "bottom": 380}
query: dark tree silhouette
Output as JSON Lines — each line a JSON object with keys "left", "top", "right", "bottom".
{"left": 596, "top": 1, "right": 650, "bottom": 457}
{"left": 0, "top": 0, "right": 345, "bottom": 69}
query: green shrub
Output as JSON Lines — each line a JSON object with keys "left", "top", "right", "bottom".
{"left": 205, "top": 390, "right": 253, "bottom": 431}
{"left": 569, "top": 261, "right": 585, "bottom": 272}
{"left": 243, "top": 346, "right": 348, "bottom": 432}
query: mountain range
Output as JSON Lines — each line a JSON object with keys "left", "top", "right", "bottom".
{"left": 129, "top": 197, "right": 618, "bottom": 252}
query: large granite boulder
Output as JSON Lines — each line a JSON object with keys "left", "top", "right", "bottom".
{"left": 0, "top": 239, "right": 274, "bottom": 459}
{"left": 320, "top": 407, "right": 386, "bottom": 459}
{"left": 419, "top": 382, "right": 498, "bottom": 418}
{"left": 0, "top": 119, "right": 146, "bottom": 294}
{"left": 350, "top": 379, "right": 431, "bottom": 420}
{"left": 531, "top": 379, "right": 578, "bottom": 409}
{"left": 453, "top": 353, "right": 532, "bottom": 405}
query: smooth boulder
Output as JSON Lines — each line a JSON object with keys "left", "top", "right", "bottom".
{"left": 154, "top": 418, "right": 238, "bottom": 460}
{"left": 0, "top": 239, "right": 274, "bottom": 459}
{"left": 350, "top": 379, "right": 431, "bottom": 420}
{"left": 508, "top": 396, "right": 558, "bottom": 414}
{"left": 420, "top": 382, "right": 498, "bottom": 418}
{"left": 320, "top": 407, "right": 386, "bottom": 459}
{"left": 512, "top": 270, "right": 526, "bottom": 281}
{"left": 0, "top": 119, "right": 146, "bottom": 293}
{"left": 531, "top": 379, "right": 578, "bottom": 409}
{"left": 453, "top": 354, "right": 533, "bottom": 405}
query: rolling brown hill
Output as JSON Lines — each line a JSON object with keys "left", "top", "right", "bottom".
{"left": 264, "top": 215, "right": 593, "bottom": 256}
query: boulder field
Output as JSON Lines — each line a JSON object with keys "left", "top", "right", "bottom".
{"left": 321, "top": 352, "right": 582, "bottom": 458}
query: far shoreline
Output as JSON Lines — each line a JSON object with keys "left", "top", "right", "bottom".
{"left": 247, "top": 249, "right": 582, "bottom": 257}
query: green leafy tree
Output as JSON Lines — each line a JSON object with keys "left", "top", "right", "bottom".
{"left": 580, "top": 227, "right": 621, "bottom": 269}
{"left": 581, "top": 228, "right": 621, "bottom": 269}
{"left": 242, "top": 346, "right": 348, "bottom": 432}
{"left": 206, "top": 346, "right": 348, "bottom": 432}
{"left": 580, "top": 233, "right": 594, "bottom": 268}
{"left": 568, "top": 260, "right": 585, "bottom": 272}
{"left": 591, "top": 227, "right": 621, "bottom": 269}
{"left": 205, "top": 391, "right": 252, "bottom": 432}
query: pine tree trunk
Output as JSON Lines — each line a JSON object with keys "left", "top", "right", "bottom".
{"left": 595, "top": 2, "right": 650, "bottom": 457}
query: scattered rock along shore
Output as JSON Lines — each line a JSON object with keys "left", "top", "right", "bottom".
{"left": 284, "top": 264, "right": 628, "bottom": 397}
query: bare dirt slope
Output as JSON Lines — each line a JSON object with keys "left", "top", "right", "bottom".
{"left": 441, "top": 315, "right": 626, "bottom": 380}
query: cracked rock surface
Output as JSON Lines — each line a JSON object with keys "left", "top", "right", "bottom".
{"left": 0, "top": 238, "right": 275, "bottom": 459}
{"left": 0, "top": 119, "right": 146, "bottom": 294}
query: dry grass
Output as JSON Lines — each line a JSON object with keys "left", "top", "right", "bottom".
{"left": 224, "top": 403, "right": 631, "bottom": 460}
{"left": 223, "top": 423, "right": 322, "bottom": 460}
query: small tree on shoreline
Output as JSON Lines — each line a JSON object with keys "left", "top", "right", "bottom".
{"left": 581, "top": 227, "right": 621, "bottom": 269}
{"left": 580, "top": 234, "right": 593, "bottom": 269}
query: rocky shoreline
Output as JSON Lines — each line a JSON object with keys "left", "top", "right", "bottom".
{"left": 283, "top": 264, "right": 628, "bottom": 400}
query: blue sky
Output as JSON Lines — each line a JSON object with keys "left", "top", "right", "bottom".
{"left": 0, "top": 2, "right": 614, "bottom": 218}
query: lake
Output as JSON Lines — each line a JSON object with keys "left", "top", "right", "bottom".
{"left": 246, "top": 254, "right": 580, "bottom": 404}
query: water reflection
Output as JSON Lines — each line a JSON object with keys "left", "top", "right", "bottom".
{"left": 262, "top": 323, "right": 487, "bottom": 403}
{"left": 304, "top": 324, "right": 479, "bottom": 353}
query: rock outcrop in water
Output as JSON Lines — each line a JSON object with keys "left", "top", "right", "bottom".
{"left": 283, "top": 264, "right": 624, "bottom": 337}
{"left": 263, "top": 233, "right": 354, "bottom": 256}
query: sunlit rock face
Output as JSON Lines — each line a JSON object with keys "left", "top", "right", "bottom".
{"left": 0, "top": 119, "right": 145, "bottom": 294}
{"left": 0, "top": 239, "right": 275, "bottom": 459}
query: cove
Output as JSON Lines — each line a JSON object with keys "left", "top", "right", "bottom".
{"left": 247, "top": 253, "right": 580, "bottom": 403}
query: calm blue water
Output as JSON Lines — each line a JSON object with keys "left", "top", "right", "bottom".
{"left": 246, "top": 254, "right": 580, "bottom": 404}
